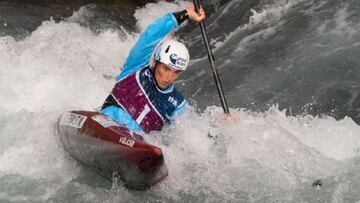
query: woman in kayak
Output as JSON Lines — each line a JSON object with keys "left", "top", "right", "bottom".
{"left": 101, "top": 5, "right": 206, "bottom": 134}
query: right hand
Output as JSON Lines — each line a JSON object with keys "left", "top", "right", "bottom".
{"left": 186, "top": 5, "right": 206, "bottom": 22}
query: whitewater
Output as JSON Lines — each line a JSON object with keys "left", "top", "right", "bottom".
{"left": 0, "top": 0, "right": 360, "bottom": 202}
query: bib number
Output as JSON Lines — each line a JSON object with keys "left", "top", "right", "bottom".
{"left": 136, "top": 104, "right": 150, "bottom": 124}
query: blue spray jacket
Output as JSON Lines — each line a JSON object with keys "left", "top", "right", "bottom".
{"left": 101, "top": 12, "right": 188, "bottom": 133}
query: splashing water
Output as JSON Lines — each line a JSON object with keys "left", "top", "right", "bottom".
{"left": 0, "top": 0, "right": 359, "bottom": 202}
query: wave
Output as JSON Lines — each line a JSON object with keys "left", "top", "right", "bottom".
{"left": 0, "top": 0, "right": 359, "bottom": 202}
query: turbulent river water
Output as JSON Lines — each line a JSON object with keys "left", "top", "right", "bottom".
{"left": 0, "top": 0, "right": 360, "bottom": 202}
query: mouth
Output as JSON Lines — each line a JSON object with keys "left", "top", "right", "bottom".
{"left": 162, "top": 81, "right": 170, "bottom": 86}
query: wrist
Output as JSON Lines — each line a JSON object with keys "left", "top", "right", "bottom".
{"left": 173, "top": 9, "right": 189, "bottom": 25}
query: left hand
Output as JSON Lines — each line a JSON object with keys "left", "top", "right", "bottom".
{"left": 186, "top": 5, "right": 206, "bottom": 22}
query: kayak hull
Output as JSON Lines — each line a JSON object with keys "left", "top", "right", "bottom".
{"left": 56, "top": 111, "right": 168, "bottom": 189}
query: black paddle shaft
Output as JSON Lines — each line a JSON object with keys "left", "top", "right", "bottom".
{"left": 192, "top": 0, "right": 230, "bottom": 115}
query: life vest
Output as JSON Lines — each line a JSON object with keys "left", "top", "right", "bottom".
{"left": 106, "top": 66, "right": 185, "bottom": 133}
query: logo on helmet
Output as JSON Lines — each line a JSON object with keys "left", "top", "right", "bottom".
{"left": 169, "top": 54, "right": 178, "bottom": 65}
{"left": 169, "top": 54, "right": 187, "bottom": 69}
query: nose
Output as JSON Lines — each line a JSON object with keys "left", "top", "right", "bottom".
{"left": 165, "top": 72, "right": 175, "bottom": 82}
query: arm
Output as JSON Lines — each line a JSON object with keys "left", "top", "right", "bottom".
{"left": 117, "top": 13, "right": 180, "bottom": 80}
{"left": 116, "top": 6, "right": 205, "bottom": 80}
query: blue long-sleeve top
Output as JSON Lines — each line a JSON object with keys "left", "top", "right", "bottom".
{"left": 117, "top": 13, "right": 179, "bottom": 80}
{"left": 101, "top": 12, "right": 189, "bottom": 133}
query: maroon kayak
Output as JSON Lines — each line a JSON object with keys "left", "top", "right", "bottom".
{"left": 56, "top": 111, "right": 168, "bottom": 189}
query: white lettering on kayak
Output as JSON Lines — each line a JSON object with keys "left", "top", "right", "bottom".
{"left": 119, "top": 137, "right": 135, "bottom": 148}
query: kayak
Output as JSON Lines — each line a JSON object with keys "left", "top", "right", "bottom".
{"left": 56, "top": 110, "right": 168, "bottom": 189}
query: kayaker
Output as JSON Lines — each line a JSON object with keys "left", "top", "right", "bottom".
{"left": 101, "top": 5, "right": 206, "bottom": 133}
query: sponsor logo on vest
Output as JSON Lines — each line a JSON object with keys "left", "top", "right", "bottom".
{"left": 144, "top": 69, "right": 152, "bottom": 79}
{"left": 168, "top": 96, "right": 178, "bottom": 106}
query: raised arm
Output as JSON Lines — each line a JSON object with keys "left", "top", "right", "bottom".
{"left": 116, "top": 6, "right": 206, "bottom": 80}
{"left": 116, "top": 13, "right": 178, "bottom": 80}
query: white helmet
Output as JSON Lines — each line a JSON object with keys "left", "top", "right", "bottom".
{"left": 153, "top": 39, "right": 190, "bottom": 71}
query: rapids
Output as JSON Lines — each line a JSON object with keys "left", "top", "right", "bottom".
{"left": 0, "top": 0, "right": 359, "bottom": 202}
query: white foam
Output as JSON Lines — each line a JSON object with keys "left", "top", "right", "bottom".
{"left": 0, "top": 7, "right": 139, "bottom": 198}
{"left": 0, "top": 1, "right": 359, "bottom": 201}
{"left": 146, "top": 105, "right": 360, "bottom": 199}
{"left": 0, "top": 19, "right": 137, "bottom": 113}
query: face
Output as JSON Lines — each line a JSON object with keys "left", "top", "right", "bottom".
{"left": 154, "top": 62, "right": 182, "bottom": 89}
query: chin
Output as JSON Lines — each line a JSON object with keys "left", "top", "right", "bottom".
{"left": 159, "top": 83, "right": 169, "bottom": 89}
